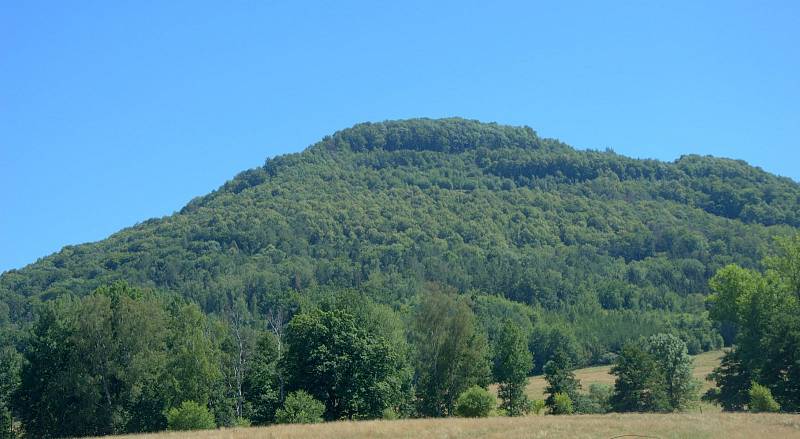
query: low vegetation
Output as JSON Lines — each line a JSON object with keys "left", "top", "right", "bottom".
{"left": 93, "top": 413, "right": 800, "bottom": 439}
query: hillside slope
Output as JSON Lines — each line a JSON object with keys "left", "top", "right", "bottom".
{"left": 2, "top": 118, "right": 799, "bottom": 356}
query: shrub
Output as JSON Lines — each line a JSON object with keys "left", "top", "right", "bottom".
{"left": 381, "top": 407, "right": 399, "bottom": 420}
{"left": 551, "top": 393, "right": 574, "bottom": 415}
{"left": 166, "top": 401, "right": 216, "bottom": 431}
{"left": 749, "top": 383, "right": 780, "bottom": 413}
{"left": 531, "top": 399, "right": 546, "bottom": 415}
{"left": 599, "top": 352, "right": 618, "bottom": 365}
{"left": 454, "top": 386, "right": 495, "bottom": 417}
{"left": 232, "top": 417, "right": 251, "bottom": 427}
{"left": 575, "top": 383, "right": 612, "bottom": 414}
{"left": 275, "top": 391, "right": 325, "bottom": 424}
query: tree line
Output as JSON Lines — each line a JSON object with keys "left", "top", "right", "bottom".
{"left": 3, "top": 118, "right": 794, "bottom": 377}
{"left": 1, "top": 119, "right": 799, "bottom": 436}
{"left": 4, "top": 229, "right": 797, "bottom": 439}
{"left": 0, "top": 283, "right": 706, "bottom": 438}
{"left": 703, "top": 234, "right": 800, "bottom": 412}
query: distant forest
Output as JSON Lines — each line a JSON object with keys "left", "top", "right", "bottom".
{"left": 1, "top": 118, "right": 799, "bottom": 436}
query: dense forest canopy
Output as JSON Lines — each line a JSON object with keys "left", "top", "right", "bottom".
{"left": 2, "top": 118, "right": 800, "bottom": 436}
{"left": 2, "top": 119, "right": 799, "bottom": 356}
{"left": 0, "top": 119, "right": 800, "bottom": 348}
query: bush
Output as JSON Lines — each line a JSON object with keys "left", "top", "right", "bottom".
{"left": 232, "top": 417, "right": 251, "bottom": 427}
{"left": 454, "top": 386, "right": 495, "bottom": 417}
{"left": 598, "top": 352, "right": 618, "bottom": 365}
{"left": 381, "top": 407, "right": 399, "bottom": 420}
{"left": 574, "top": 383, "right": 612, "bottom": 414}
{"left": 166, "top": 401, "right": 216, "bottom": 431}
{"left": 275, "top": 391, "right": 325, "bottom": 424}
{"left": 749, "top": 383, "right": 780, "bottom": 413}
{"left": 531, "top": 399, "right": 546, "bottom": 415}
{"left": 551, "top": 393, "right": 574, "bottom": 415}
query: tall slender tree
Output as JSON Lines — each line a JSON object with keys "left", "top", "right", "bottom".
{"left": 543, "top": 349, "right": 580, "bottom": 413}
{"left": 493, "top": 320, "right": 532, "bottom": 416}
{"left": 412, "top": 290, "right": 491, "bottom": 417}
{"left": 647, "top": 333, "right": 698, "bottom": 411}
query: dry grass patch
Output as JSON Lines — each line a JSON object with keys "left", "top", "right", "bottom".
{"left": 102, "top": 413, "right": 800, "bottom": 439}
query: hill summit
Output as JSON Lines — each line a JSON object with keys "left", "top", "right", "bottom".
{"left": 2, "top": 117, "right": 799, "bottom": 359}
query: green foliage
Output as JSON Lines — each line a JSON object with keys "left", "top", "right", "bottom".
{"left": 232, "top": 417, "right": 251, "bottom": 427}
{"left": 529, "top": 322, "right": 585, "bottom": 375}
{"left": 551, "top": 393, "right": 574, "bottom": 415}
{"left": 12, "top": 283, "right": 226, "bottom": 437}
{"left": 274, "top": 391, "right": 324, "bottom": 424}
{"left": 705, "top": 235, "right": 800, "bottom": 412}
{"left": 473, "top": 294, "right": 534, "bottom": 359}
{"left": 493, "top": 320, "right": 533, "bottom": 416}
{"left": 647, "top": 333, "right": 699, "bottom": 411}
{"left": 242, "top": 332, "right": 281, "bottom": 425}
{"left": 610, "top": 342, "right": 669, "bottom": 412}
{"left": 454, "top": 386, "right": 495, "bottom": 418}
{"left": 749, "top": 383, "right": 780, "bottom": 413}
{"left": 2, "top": 119, "right": 799, "bottom": 433}
{"left": 0, "top": 118, "right": 781, "bottom": 380}
{"left": 165, "top": 401, "right": 216, "bottom": 431}
{"left": 282, "top": 296, "right": 408, "bottom": 420}
{"left": 707, "top": 264, "right": 763, "bottom": 327}
{"left": 703, "top": 350, "right": 751, "bottom": 411}
{"left": 0, "top": 344, "right": 21, "bottom": 439}
{"left": 543, "top": 350, "right": 581, "bottom": 412}
{"left": 412, "top": 290, "right": 491, "bottom": 417}
{"left": 381, "top": 407, "right": 400, "bottom": 420}
{"left": 166, "top": 303, "right": 223, "bottom": 408}
{"left": 0, "top": 410, "right": 11, "bottom": 439}
{"left": 574, "top": 383, "right": 612, "bottom": 414}
{"left": 530, "top": 399, "right": 546, "bottom": 415}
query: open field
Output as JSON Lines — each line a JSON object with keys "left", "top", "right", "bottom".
{"left": 99, "top": 413, "right": 800, "bottom": 439}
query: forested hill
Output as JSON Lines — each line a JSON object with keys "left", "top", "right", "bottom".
{"left": 2, "top": 118, "right": 799, "bottom": 358}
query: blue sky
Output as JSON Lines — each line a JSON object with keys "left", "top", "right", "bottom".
{"left": 1, "top": 1, "right": 798, "bottom": 272}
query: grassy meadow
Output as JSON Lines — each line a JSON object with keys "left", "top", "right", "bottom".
{"left": 99, "top": 413, "right": 800, "bottom": 439}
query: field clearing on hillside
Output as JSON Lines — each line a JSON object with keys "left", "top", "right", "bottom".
{"left": 515, "top": 350, "right": 724, "bottom": 402}
{"left": 101, "top": 413, "right": 800, "bottom": 439}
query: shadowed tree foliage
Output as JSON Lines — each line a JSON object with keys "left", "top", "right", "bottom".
{"left": 12, "top": 283, "right": 225, "bottom": 438}
{"left": 241, "top": 332, "right": 281, "bottom": 425}
{"left": 610, "top": 342, "right": 669, "bottom": 413}
{"left": 705, "top": 234, "right": 800, "bottom": 412}
{"left": 493, "top": 320, "right": 533, "bottom": 416}
{"left": 281, "top": 301, "right": 407, "bottom": 421}
{"left": 0, "top": 340, "right": 21, "bottom": 439}
{"left": 543, "top": 350, "right": 581, "bottom": 413}
{"left": 412, "top": 290, "right": 491, "bottom": 417}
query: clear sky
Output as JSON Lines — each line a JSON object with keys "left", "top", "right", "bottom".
{"left": 1, "top": 1, "right": 798, "bottom": 273}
